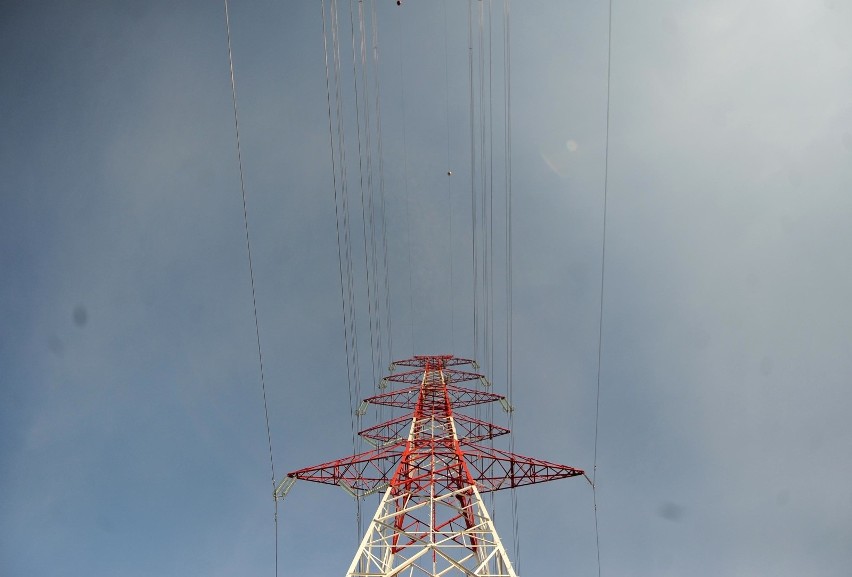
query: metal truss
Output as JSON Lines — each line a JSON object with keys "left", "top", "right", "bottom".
{"left": 347, "top": 484, "right": 516, "bottom": 577}
{"left": 277, "top": 355, "right": 584, "bottom": 576}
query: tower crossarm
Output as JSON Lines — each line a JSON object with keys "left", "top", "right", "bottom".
{"left": 359, "top": 414, "right": 413, "bottom": 445}
{"left": 385, "top": 367, "right": 486, "bottom": 386}
{"left": 356, "top": 414, "right": 502, "bottom": 446}
{"left": 391, "top": 355, "right": 477, "bottom": 369}
{"left": 450, "top": 414, "right": 510, "bottom": 444}
{"left": 445, "top": 384, "right": 506, "bottom": 408}
{"left": 280, "top": 435, "right": 582, "bottom": 497}
{"left": 362, "top": 385, "right": 421, "bottom": 409}
{"left": 461, "top": 444, "right": 585, "bottom": 492}
{"left": 283, "top": 441, "right": 407, "bottom": 497}
{"left": 364, "top": 384, "right": 507, "bottom": 410}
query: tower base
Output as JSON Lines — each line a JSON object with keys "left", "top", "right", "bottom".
{"left": 347, "top": 484, "right": 517, "bottom": 577}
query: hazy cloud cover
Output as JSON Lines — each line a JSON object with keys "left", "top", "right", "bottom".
{"left": 2, "top": 1, "right": 852, "bottom": 576}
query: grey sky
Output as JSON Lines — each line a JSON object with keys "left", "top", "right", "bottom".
{"left": 2, "top": 1, "right": 852, "bottom": 576}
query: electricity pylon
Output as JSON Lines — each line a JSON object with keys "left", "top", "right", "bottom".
{"left": 276, "top": 355, "right": 584, "bottom": 576}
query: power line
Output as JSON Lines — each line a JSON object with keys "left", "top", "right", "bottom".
{"left": 367, "top": 0, "right": 391, "bottom": 427}
{"left": 345, "top": 0, "right": 374, "bottom": 402}
{"left": 223, "top": 2, "right": 278, "bottom": 576}
{"left": 396, "top": 8, "right": 415, "bottom": 355}
{"left": 351, "top": 0, "right": 381, "bottom": 394}
{"left": 442, "top": 0, "right": 456, "bottom": 353}
{"left": 322, "top": 0, "right": 365, "bottom": 547}
{"left": 468, "top": 0, "right": 478, "bottom": 363}
{"left": 592, "top": 1, "right": 614, "bottom": 576}
{"left": 370, "top": 0, "right": 394, "bottom": 366}
{"left": 501, "top": 0, "right": 520, "bottom": 568}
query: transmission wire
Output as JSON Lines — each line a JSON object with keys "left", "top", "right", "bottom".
{"left": 368, "top": 0, "right": 391, "bottom": 421}
{"left": 501, "top": 0, "right": 520, "bottom": 567}
{"left": 488, "top": 0, "right": 495, "bottom": 390}
{"left": 327, "top": 0, "right": 357, "bottom": 458}
{"left": 334, "top": 0, "right": 364, "bottom": 428}
{"left": 370, "top": 0, "right": 394, "bottom": 365}
{"left": 468, "top": 0, "right": 478, "bottom": 363}
{"left": 592, "top": 1, "right": 613, "bottom": 576}
{"left": 478, "top": 0, "right": 487, "bottom": 376}
{"left": 442, "top": 0, "right": 455, "bottom": 353}
{"left": 333, "top": 0, "right": 362, "bottom": 443}
{"left": 347, "top": 0, "right": 378, "bottom": 401}
{"left": 354, "top": 1, "right": 381, "bottom": 545}
{"left": 223, "top": 3, "right": 278, "bottom": 576}
{"left": 395, "top": 8, "right": 415, "bottom": 356}
{"left": 325, "top": 0, "right": 364, "bottom": 547}
{"left": 356, "top": 0, "right": 384, "bottom": 392}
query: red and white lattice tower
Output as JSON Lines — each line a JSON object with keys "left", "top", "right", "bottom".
{"left": 275, "top": 354, "right": 584, "bottom": 576}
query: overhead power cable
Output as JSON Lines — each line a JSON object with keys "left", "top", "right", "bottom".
{"left": 326, "top": 0, "right": 395, "bottom": 546}
{"left": 442, "top": 0, "right": 456, "bottom": 353}
{"left": 468, "top": 0, "right": 478, "bottom": 362}
{"left": 349, "top": 0, "right": 379, "bottom": 397}
{"left": 223, "top": 2, "right": 278, "bottom": 576}
{"left": 500, "top": 0, "right": 520, "bottom": 569}
{"left": 591, "top": 1, "right": 614, "bottom": 576}
{"left": 395, "top": 7, "right": 415, "bottom": 355}
{"left": 322, "top": 0, "right": 364, "bottom": 547}
{"left": 370, "top": 0, "right": 394, "bottom": 365}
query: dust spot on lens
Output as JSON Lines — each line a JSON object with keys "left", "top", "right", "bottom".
{"left": 48, "top": 335, "right": 65, "bottom": 355}
{"left": 73, "top": 305, "right": 88, "bottom": 327}
{"left": 760, "top": 356, "right": 773, "bottom": 376}
{"left": 658, "top": 502, "right": 683, "bottom": 522}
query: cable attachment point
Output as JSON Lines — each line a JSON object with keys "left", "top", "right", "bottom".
{"left": 275, "top": 476, "right": 297, "bottom": 500}
{"left": 340, "top": 481, "right": 389, "bottom": 499}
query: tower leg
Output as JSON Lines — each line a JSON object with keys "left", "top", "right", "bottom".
{"left": 346, "top": 485, "right": 517, "bottom": 577}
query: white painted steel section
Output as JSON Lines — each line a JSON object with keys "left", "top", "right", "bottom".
{"left": 344, "top": 484, "right": 518, "bottom": 577}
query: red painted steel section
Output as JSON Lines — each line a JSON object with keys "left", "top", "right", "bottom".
{"left": 286, "top": 355, "right": 584, "bottom": 494}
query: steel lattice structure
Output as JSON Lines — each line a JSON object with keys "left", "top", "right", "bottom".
{"left": 276, "top": 355, "right": 584, "bottom": 576}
